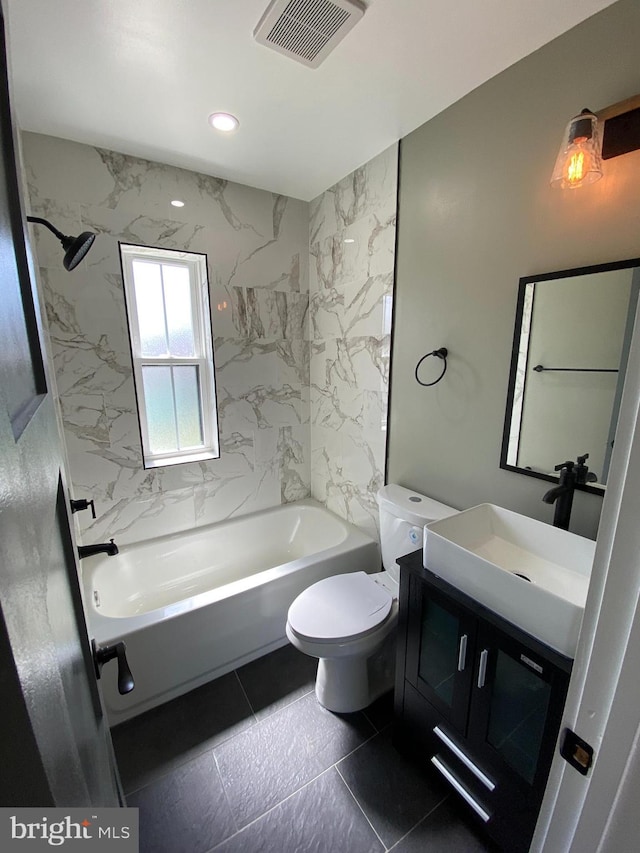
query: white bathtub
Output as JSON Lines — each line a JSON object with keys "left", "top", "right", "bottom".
{"left": 82, "top": 499, "right": 379, "bottom": 725}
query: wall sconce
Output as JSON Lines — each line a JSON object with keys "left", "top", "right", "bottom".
{"left": 551, "top": 94, "right": 640, "bottom": 189}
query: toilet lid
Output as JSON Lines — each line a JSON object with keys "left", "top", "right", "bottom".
{"left": 288, "top": 572, "right": 393, "bottom": 642}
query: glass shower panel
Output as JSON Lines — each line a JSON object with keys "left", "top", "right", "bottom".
{"left": 133, "top": 260, "right": 167, "bottom": 356}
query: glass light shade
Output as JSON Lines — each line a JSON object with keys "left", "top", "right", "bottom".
{"left": 551, "top": 110, "right": 603, "bottom": 189}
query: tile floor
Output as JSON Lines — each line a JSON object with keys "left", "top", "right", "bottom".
{"left": 112, "top": 644, "right": 498, "bottom": 853}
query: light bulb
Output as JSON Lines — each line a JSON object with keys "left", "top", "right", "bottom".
{"left": 208, "top": 112, "right": 239, "bottom": 133}
{"left": 551, "top": 109, "right": 603, "bottom": 189}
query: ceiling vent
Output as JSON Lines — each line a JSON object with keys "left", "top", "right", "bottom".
{"left": 254, "top": 0, "right": 365, "bottom": 69}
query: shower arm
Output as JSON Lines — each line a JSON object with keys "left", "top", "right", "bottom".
{"left": 26, "top": 215, "right": 96, "bottom": 271}
{"left": 26, "top": 215, "right": 66, "bottom": 241}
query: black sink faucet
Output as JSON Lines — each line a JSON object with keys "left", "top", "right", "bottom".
{"left": 575, "top": 453, "right": 598, "bottom": 484}
{"left": 77, "top": 538, "right": 119, "bottom": 559}
{"left": 543, "top": 460, "right": 578, "bottom": 530}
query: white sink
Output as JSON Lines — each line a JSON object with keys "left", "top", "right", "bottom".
{"left": 423, "top": 504, "right": 596, "bottom": 657}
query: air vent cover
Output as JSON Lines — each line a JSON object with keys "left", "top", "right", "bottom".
{"left": 254, "top": 0, "right": 365, "bottom": 69}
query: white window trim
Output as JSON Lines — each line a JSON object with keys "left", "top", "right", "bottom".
{"left": 120, "top": 243, "right": 220, "bottom": 468}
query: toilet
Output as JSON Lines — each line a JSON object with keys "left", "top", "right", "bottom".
{"left": 286, "top": 484, "right": 457, "bottom": 713}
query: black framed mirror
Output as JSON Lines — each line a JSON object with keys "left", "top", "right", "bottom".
{"left": 501, "top": 257, "right": 640, "bottom": 494}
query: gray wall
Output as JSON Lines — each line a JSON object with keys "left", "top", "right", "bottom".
{"left": 387, "top": 0, "right": 640, "bottom": 539}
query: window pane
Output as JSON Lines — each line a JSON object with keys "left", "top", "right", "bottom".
{"left": 142, "top": 366, "right": 177, "bottom": 453}
{"left": 173, "top": 365, "right": 203, "bottom": 448}
{"left": 133, "top": 260, "right": 167, "bottom": 356}
{"left": 162, "top": 264, "right": 196, "bottom": 357}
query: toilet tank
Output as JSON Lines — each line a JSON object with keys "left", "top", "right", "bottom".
{"left": 377, "top": 485, "right": 456, "bottom": 582}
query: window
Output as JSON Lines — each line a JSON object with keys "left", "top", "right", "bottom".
{"left": 120, "top": 244, "right": 219, "bottom": 468}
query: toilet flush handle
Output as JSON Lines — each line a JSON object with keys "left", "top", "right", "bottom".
{"left": 409, "top": 526, "right": 422, "bottom": 546}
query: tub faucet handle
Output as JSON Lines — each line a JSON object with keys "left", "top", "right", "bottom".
{"left": 70, "top": 497, "right": 96, "bottom": 519}
{"left": 92, "top": 639, "right": 135, "bottom": 695}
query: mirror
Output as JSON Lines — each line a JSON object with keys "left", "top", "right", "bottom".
{"left": 501, "top": 257, "right": 640, "bottom": 493}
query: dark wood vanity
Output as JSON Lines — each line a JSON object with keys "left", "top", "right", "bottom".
{"left": 393, "top": 549, "right": 572, "bottom": 853}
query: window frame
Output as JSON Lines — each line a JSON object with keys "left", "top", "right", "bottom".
{"left": 119, "top": 242, "right": 220, "bottom": 469}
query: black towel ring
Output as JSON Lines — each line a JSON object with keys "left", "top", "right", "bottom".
{"left": 415, "top": 347, "right": 448, "bottom": 387}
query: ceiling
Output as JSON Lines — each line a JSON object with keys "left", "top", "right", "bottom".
{"left": 5, "top": 0, "right": 617, "bottom": 201}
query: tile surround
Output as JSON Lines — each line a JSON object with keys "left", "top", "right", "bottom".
{"left": 23, "top": 132, "right": 310, "bottom": 545}
{"left": 309, "top": 145, "right": 398, "bottom": 541}
{"left": 23, "top": 132, "right": 398, "bottom": 546}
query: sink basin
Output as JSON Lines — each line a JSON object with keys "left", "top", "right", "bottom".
{"left": 423, "top": 504, "right": 596, "bottom": 657}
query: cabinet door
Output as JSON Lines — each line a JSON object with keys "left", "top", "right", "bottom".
{"left": 468, "top": 622, "right": 569, "bottom": 795}
{"left": 405, "top": 576, "right": 476, "bottom": 734}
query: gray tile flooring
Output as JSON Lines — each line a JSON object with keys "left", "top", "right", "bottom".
{"left": 112, "top": 644, "right": 498, "bottom": 853}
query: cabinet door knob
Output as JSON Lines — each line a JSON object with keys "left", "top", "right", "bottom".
{"left": 477, "top": 649, "right": 489, "bottom": 688}
{"left": 457, "top": 634, "right": 468, "bottom": 671}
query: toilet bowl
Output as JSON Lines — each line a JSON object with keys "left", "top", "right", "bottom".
{"left": 286, "top": 485, "right": 457, "bottom": 712}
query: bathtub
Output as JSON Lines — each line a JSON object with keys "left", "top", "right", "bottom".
{"left": 82, "top": 499, "right": 379, "bottom": 725}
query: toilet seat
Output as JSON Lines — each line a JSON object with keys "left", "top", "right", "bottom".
{"left": 286, "top": 486, "right": 457, "bottom": 713}
{"left": 287, "top": 571, "right": 393, "bottom": 644}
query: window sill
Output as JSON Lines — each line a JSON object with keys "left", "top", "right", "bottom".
{"left": 143, "top": 449, "right": 220, "bottom": 469}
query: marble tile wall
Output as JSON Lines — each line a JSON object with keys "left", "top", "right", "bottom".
{"left": 308, "top": 144, "right": 398, "bottom": 541}
{"left": 23, "top": 133, "right": 398, "bottom": 548}
{"left": 22, "top": 133, "right": 310, "bottom": 545}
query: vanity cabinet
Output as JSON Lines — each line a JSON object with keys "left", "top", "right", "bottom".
{"left": 394, "top": 550, "right": 572, "bottom": 853}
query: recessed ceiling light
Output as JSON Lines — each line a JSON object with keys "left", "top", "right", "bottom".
{"left": 208, "top": 112, "right": 239, "bottom": 133}
{"left": 171, "top": 200, "right": 185, "bottom": 207}
{"left": 344, "top": 238, "right": 355, "bottom": 243}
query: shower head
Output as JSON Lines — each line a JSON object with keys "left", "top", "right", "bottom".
{"left": 26, "top": 216, "right": 96, "bottom": 270}
{"left": 60, "top": 231, "right": 96, "bottom": 271}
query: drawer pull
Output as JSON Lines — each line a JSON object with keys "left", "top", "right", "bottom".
{"left": 433, "top": 726, "right": 496, "bottom": 791}
{"left": 457, "top": 634, "right": 468, "bottom": 672}
{"left": 431, "top": 756, "right": 491, "bottom": 823}
{"left": 477, "top": 648, "right": 489, "bottom": 689}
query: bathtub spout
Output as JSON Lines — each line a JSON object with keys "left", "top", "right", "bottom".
{"left": 78, "top": 538, "right": 119, "bottom": 559}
